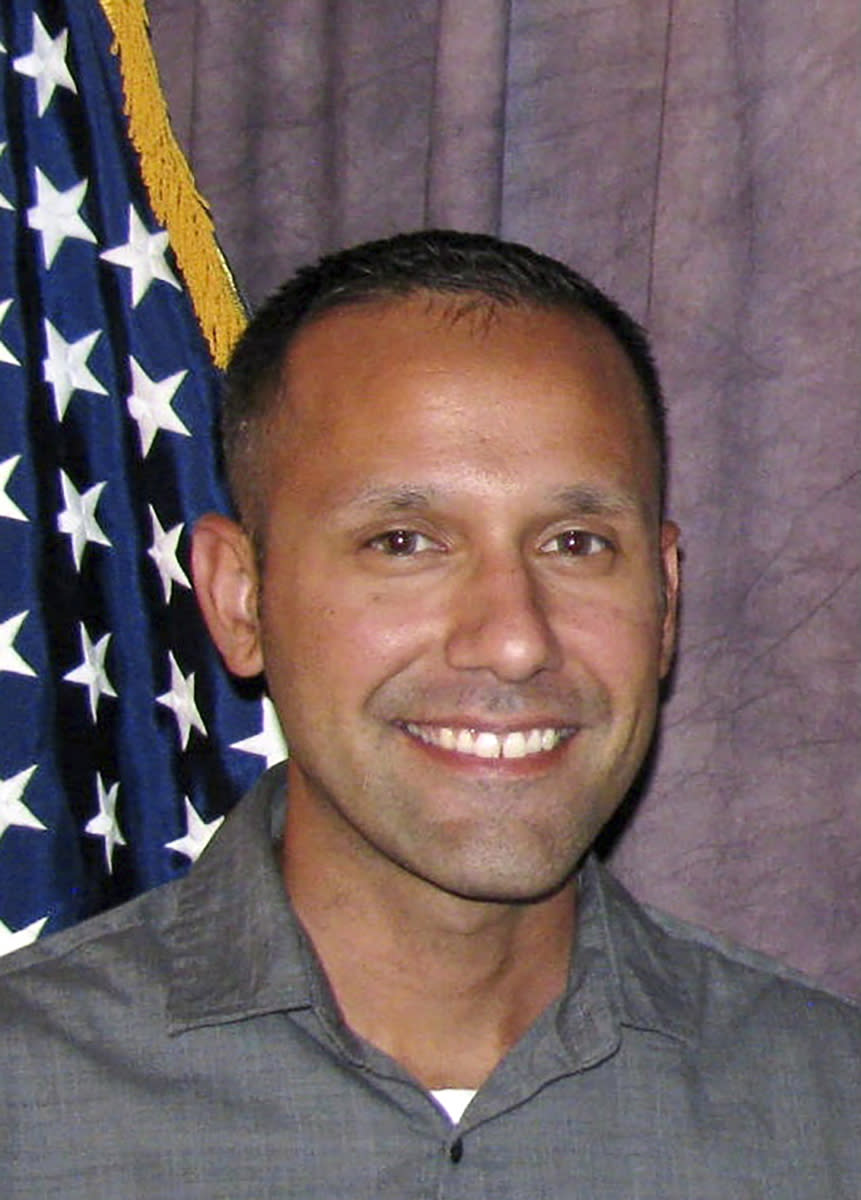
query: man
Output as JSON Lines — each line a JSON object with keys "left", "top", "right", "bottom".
{"left": 1, "top": 231, "right": 859, "bottom": 1197}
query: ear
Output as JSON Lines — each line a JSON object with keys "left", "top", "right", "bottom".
{"left": 658, "top": 520, "right": 680, "bottom": 679}
{"left": 191, "top": 513, "right": 264, "bottom": 678}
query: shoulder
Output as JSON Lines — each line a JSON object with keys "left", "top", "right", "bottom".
{"left": 0, "top": 880, "right": 181, "bottom": 1140}
{"left": 0, "top": 877, "right": 177, "bottom": 1016}
{"left": 0, "top": 765, "right": 285, "bottom": 1001}
{"left": 594, "top": 862, "right": 861, "bottom": 1064}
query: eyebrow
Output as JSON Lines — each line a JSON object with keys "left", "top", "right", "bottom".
{"left": 549, "top": 484, "right": 644, "bottom": 517}
{"left": 339, "top": 482, "right": 644, "bottom": 518}
{"left": 341, "top": 486, "right": 437, "bottom": 513}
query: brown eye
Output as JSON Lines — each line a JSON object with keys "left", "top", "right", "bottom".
{"left": 368, "top": 529, "right": 434, "bottom": 556}
{"left": 541, "top": 530, "right": 609, "bottom": 556}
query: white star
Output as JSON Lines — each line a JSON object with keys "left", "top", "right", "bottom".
{"left": 148, "top": 506, "right": 190, "bottom": 603}
{"left": 0, "top": 456, "right": 26, "bottom": 522}
{"left": 0, "top": 298, "right": 20, "bottom": 365}
{"left": 157, "top": 652, "right": 206, "bottom": 749}
{"left": 63, "top": 624, "right": 116, "bottom": 721}
{"left": 27, "top": 169, "right": 96, "bottom": 268}
{"left": 231, "top": 696, "right": 289, "bottom": 768}
{"left": 101, "top": 206, "right": 180, "bottom": 306}
{"left": 57, "top": 471, "right": 111, "bottom": 571}
{"left": 12, "top": 14, "right": 76, "bottom": 116}
{"left": 0, "top": 914, "right": 48, "bottom": 957}
{"left": 0, "top": 611, "right": 35, "bottom": 677}
{"left": 85, "top": 774, "right": 125, "bottom": 873}
{"left": 43, "top": 320, "right": 107, "bottom": 420}
{"left": 165, "top": 796, "right": 223, "bottom": 863}
{"left": 0, "top": 145, "right": 11, "bottom": 211}
{"left": 126, "top": 357, "right": 189, "bottom": 457}
{"left": 0, "top": 764, "right": 43, "bottom": 843}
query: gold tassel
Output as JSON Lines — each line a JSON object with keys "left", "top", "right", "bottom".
{"left": 98, "top": 0, "right": 247, "bottom": 367}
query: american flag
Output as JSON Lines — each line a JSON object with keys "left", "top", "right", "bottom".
{"left": 0, "top": 0, "right": 285, "bottom": 956}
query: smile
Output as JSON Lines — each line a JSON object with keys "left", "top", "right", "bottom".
{"left": 402, "top": 723, "right": 572, "bottom": 760}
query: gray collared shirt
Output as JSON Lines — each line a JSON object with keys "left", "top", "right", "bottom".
{"left": 2, "top": 765, "right": 860, "bottom": 1197}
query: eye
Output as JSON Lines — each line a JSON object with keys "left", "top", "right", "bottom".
{"left": 366, "top": 528, "right": 438, "bottom": 556}
{"left": 539, "top": 529, "right": 611, "bottom": 557}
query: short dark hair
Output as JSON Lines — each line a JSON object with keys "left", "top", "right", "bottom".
{"left": 223, "top": 229, "right": 667, "bottom": 527}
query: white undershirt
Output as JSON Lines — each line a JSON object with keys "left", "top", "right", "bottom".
{"left": 430, "top": 1087, "right": 478, "bottom": 1124}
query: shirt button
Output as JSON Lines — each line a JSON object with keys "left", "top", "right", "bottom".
{"left": 449, "top": 1138, "right": 464, "bottom": 1163}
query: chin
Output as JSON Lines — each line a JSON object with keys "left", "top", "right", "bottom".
{"left": 424, "top": 851, "right": 581, "bottom": 906}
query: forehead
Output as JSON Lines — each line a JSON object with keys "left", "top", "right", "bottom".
{"left": 263, "top": 294, "right": 660, "bottom": 516}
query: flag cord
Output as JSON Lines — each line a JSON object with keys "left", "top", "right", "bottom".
{"left": 98, "top": 0, "right": 247, "bottom": 367}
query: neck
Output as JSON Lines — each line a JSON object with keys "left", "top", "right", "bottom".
{"left": 282, "top": 810, "right": 576, "bottom": 1090}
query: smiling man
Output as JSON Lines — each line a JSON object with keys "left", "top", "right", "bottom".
{"left": 1, "top": 231, "right": 860, "bottom": 1197}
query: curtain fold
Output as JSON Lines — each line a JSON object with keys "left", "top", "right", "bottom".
{"left": 425, "top": 0, "right": 510, "bottom": 229}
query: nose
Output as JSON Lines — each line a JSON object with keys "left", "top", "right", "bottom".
{"left": 444, "top": 552, "right": 562, "bottom": 682}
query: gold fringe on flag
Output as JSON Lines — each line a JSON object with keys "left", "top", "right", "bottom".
{"left": 98, "top": 0, "right": 247, "bottom": 368}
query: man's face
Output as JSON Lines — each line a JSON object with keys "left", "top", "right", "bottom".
{"left": 252, "top": 295, "right": 677, "bottom": 903}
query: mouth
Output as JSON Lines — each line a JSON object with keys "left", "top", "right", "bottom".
{"left": 401, "top": 722, "right": 575, "bottom": 760}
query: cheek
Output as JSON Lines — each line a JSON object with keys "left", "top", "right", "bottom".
{"left": 342, "top": 592, "right": 443, "bottom": 683}
{"left": 555, "top": 595, "right": 664, "bottom": 689}
{"left": 262, "top": 580, "right": 432, "bottom": 701}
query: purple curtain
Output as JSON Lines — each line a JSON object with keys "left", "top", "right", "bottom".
{"left": 149, "top": 0, "right": 861, "bottom": 998}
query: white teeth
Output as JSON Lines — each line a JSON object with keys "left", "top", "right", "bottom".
{"left": 404, "top": 723, "right": 567, "bottom": 759}
{"left": 525, "top": 729, "right": 542, "bottom": 755}
{"left": 456, "top": 729, "right": 474, "bottom": 754}
{"left": 502, "top": 731, "right": 526, "bottom": 759}
{"left": 474, "top": 731, "right": 500, "bottom": 758}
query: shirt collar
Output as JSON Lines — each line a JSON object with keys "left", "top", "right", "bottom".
{"left": 577, "top": 855, "right": 698, "bottom": 1047}
{"left": 165, "top": 764, "right": 320, "bottom": 1032}
{"left": 165, "top": 765, "right": 696, "bottom": 1051}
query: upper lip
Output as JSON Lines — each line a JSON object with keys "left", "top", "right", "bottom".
{"left": 397, "top": 718, "right": 577, "bottom": 732}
